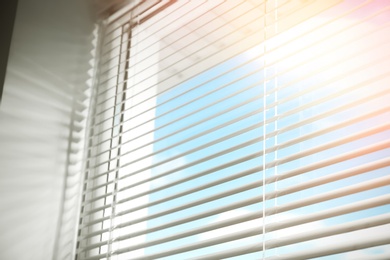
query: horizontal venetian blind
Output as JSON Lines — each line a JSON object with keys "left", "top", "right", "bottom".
{"left": 76, "top": 0, "right": 390, "bottom": 259}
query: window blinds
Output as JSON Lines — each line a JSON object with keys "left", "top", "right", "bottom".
{"left": 76, "top": 0, "right": 390, "bottom": 259}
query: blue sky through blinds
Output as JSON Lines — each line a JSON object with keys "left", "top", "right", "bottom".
{"left": 143, "top": 2, "right": 390, "bottom": 258}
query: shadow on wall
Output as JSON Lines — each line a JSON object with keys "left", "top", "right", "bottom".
{"left": 0, "top": 0, "right": 97, "bottom": 259}
{"left": 0, "top": 0, "right": 18, "bottom": 103}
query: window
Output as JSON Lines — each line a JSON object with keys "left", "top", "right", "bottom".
{"left": 76, "top": 1, "right": 390, "bottom": 259}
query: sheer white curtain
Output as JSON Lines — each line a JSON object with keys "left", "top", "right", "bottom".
{"left": 76, "top": 1, "right": 390, "bottom": 259}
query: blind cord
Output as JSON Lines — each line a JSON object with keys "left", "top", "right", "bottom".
{"left": 262, "top": 1, "right": 267, "bottom": 258}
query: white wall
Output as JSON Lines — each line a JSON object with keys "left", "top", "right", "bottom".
{"left": 0, "top": 0, "right": 97, "bottom": 259}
